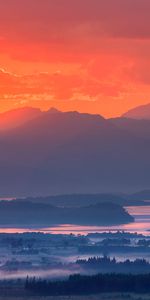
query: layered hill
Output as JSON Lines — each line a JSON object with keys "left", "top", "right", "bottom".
{"left": 0, "top": 107, "right": 42, "bottom": 131}
{"left": 122, "top": 103, "right": 150, "bottom": 120}
{"left": 109, "top": 117, "right": 150, "bottom": 140}
{"left": 0, "top": 108, "right": 150, "bottom": 195}
{"left": 0, "top": 201, "right": 133, "bottom": 226}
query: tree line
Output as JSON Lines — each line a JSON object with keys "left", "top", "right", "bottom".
{"left": 25, "top": 273, "right": 150, "bottom": 295}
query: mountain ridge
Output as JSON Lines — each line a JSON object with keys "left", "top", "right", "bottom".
{"left": 0, "top": 200, "right": 133, "bottom": 226}
{"left": 122, "top": 103, "right": 150, "bottom": 120}
{"left": 0, "top": 109, "right": 149, "bottom": 196}
{"left": 0, "top": 106, "right": 42, "bottom": 131}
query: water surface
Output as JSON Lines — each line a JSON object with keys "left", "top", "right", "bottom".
{"left": 0, "top": 205, "right": 149, "bottom": 235}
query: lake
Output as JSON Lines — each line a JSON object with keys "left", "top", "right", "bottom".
{"left": 0, "top": 205, "right": 149, "bottom": 235}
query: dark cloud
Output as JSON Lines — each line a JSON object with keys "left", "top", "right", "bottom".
{"left": 0, "top": 0, "right": 150, "bottom": 46}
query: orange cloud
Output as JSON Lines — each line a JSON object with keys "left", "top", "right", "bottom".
{"left": 0, "top": 0, "right": 150, "bottom": 117}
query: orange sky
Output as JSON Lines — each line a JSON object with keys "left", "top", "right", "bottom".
{"left": 0, "top": 0, "right": 150, "bottom": 118}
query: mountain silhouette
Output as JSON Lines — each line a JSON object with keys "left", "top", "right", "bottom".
{"left": 0, "top": 108, "right": 150, "bottom": 196}
{"left": 110, "top": 117, "right": 150, "bottom": 140}
{"left": 0, "top": 107, "right": 42, "bottom": 131}
{"left": 122, "top": 103, "right": 150, "bottom": 120}
{"left": 0, "top": 201, "right": 133, "bottom": 226}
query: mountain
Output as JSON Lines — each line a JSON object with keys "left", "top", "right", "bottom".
{"left": 18, "top": 193, "right": 146, "bottom": 207}
{"left": 122, "top": 103, "right": 150, "bottom": 120}
{"left": 0, "top": 109, "right": 150, "bottom": 196}
{"left": 109, "top": 117, "right": 150, "bottom": 140}
{"left": 0, "top": 201, "right": 133, "bottom": 226}
{"left": 21, "top": 193, "right": 127, "bottom": 207}
{"left": 0, "top": 107, "right": 42, "bottom": 131}
{"left": 128, "top": 190, "right": 150, "bottom": 201}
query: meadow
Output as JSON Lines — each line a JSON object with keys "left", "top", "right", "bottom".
{"left": 0, "top": 294, "right": 150, "bottom": 300}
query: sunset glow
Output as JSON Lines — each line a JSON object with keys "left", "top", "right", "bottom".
{"left": 0, "top": 0, "right": 150, "bottom": 117}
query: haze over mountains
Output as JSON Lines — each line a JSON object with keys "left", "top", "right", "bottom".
{"left": 0, "top": 107, "right": 42, "bottom": 131}
{"left": 1, "top": 105, "right": 150, "bottom": 196}
{"left": 122, "top": 103, "right": 150, "bottom": 120}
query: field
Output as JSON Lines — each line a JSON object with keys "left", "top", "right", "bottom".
{"left": 0, "top": 294, "right": 150, "bottom": 300}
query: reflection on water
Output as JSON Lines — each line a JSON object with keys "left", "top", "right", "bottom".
{"left": 0, "top": 268, "right": 75, "bottom": 280}
{"left": 0, "top": 205, "right": 149, "bottom": 280}
{"left": 0, "top": 206, "right": 149, "bottom": 235}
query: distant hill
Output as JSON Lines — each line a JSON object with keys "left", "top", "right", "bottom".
{"left": 0, "top": 107, "right": 42, "bottom": 131}
{"left": 122, "top": 103, "right": 150, "bottom": 120}
{"left": 0, "top": 201, "right": 133, "bottom": 226}
{"left": 21, "top": 194, "right": 127, "bottom": 207}
{"left": 110, "top": 117, "right": 150, "bottom": 140}
{"left": 0, "top": 108, "right": 150, "bottom": 195}
{"left": 128, "top": 190, "right": 150, "bottom": 201}
{"left": 19, "top": 193, "right": 146, "bottom": 207}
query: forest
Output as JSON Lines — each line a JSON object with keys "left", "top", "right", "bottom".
{"left": 25, "top": 273, "right": 150, "bottom": 295}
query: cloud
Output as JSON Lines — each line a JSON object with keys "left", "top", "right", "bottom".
{"left": 0, "top": 0, "right": 149, "bottom": 70}
{"left": 0, "top": 0, "right": 150, "bottom": 47}
{"left": 0, "top": 65, "right": 126, "bottom": 106}
{"left": 0, "top": 0, "right": 150, "bottom": 117}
